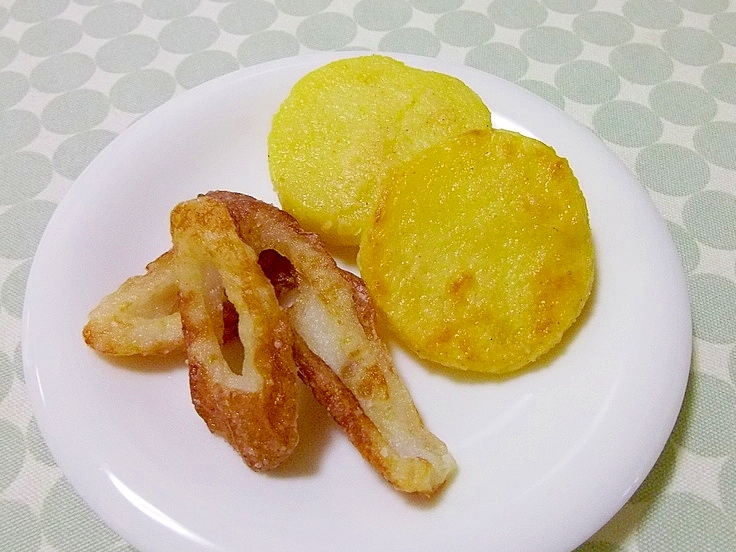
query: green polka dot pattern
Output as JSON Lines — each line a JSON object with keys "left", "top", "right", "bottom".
{"left": 0, "top": 1, "right": 734, "bottom": 551}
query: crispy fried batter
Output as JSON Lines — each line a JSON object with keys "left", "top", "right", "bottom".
{"left": 83, "top": 251, "right": 239, "bottom": 356}
{"left": 171, "top": 196, "right": 299, "bottom": 471}
{"left": 208, "top": 191, "right": 456, "bottom": 494}
{"left": 82, "top": 250, "right": 184, "bottom": 356}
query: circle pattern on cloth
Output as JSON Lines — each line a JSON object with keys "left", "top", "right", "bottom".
{"left": 540, "top": 0, "right": 596, "bottom": 14}
{"left": 218, "top": 0, "right": 277, "bottom": 36}
{"left": 0, "top": 151, "right": 52, "bottom": 204}
{"left": 52, "top": 129, "right": 117, "bottom": 179}
{"left": 296, "top": 12, "right": 357, "bottom": 50}
{"left": 555, "top": 59, "right": 620, "bottom": 104}
{"left": 411, "top": 0, "right": 463, "bottom": 14}
{"left": 573, "top": 11, "right": 634, "bottom": 46}
{"left": 0, "top": 71, "right": 30, "bottom": 109}
{"left": 635, "top": 143, "right": 709, "bottom": 196}
{"left": 682, "top": 190, "right": 736, "bottom": 250}
{"left": 693, "top": 120, "right": 736, "bottom": 170}
{"left": 676, "top": 0, "right": 729, "bottom": 15}
{"left": 520, "top": 26, "right": 583, "bottom": 64}
{"left": 661, "top": 27, "right": 723, "bottom": 66}
{"left": 487, "top": 0, "right": 547, "bottom": 29}
{"left": 719, "top": 456, "right": 736, "bottom": 522}
{"left": 592, "top": 100, "right": 662, "bottom": 147}
{"left": 518, "top": 79, "right": 565, "bottom": 110}
{"left": 30, "top": 52, "right": 95, "bottom": 93}
{"left": 82, "top": 2, "right": 143, "bottom": 39}
{"left": 637, "top": 492, "right": 736, "bottom": 550}
{"left": 10, "top": 0, "right": 69, "bottom": 23}
{"left": 710, "top": 11, "right": 736, "bottom": 46}
{"left": 1, "top": 259, "right": 30, "bottom": 318}
{"left": 0, "top": 37, "right": 19, "bottom": 70}
{"left": 687, "top": 273, "right": 736, "bottom": 344}
{"left": 648, "top": 81, "right": 717, "bottom": 126}
{"left": 0, "top": 500, "right": 41, "bottom": 552}
{"left": 237, "top": 30, "right": 299, "bottom": 66}
{"left": 622, "top": 0, "right": 683, "bottom": 30}
{"left": 0, "top": 110, "right": 41, "bottom": 155}
{"left": 378, "top": 27, "right": 440, "bottom": 57}
{"left": 95, "top": 34, "right": 159, "bottom": 73}
{"left": 610, "top": 43, "right": 673, "bottom": 85}
{"left": 435, "top": 10, "right": 494, "bottom": 47}
{"left": 701, "top": 63, "right": 736, "bottom": 103}
{"left": 354, "top": 0, "right": 412, "bottom": 32}
{"left": 41, "top": 478, "right": 134, "bottom": 552}
{"left": 466, "top": 42, "right": 528, "bottom": 82}
{"left": 0, "top": 199, "right": 56, "bottom": 259}
{"left": 0, "top": 420, "right": 24, "bottom": 491}
{"left": 275, "top": 0, "right": 330, "bottom": 16}
{"left": 176, "top": 50, "right": 239, "bottom": 89}
{"left": 158, "top": 17, "right": 220, "bottom": 54}
{"left": 665, "top": 220, "right": 700, "bottom": 274}
{"left": 142, "top": 0, "right": 200, "bottom": 20}
{"left": 109, "top": 69, "right": 176, "bottom": 113}
{"left": 1, "top": 2, "right": 735, "bottom": 550}
{"left": 41, "top": 89, "right": 109, "bottom": 134}
{"left": 20, "top": 19, "right": 82, "bottom": 57}
{"left": 26, "top": 417, "right": 55, "bottom": 467}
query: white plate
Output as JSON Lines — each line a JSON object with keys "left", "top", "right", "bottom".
{"left": 23, "top": 53, "right": 691, "bottom": 552}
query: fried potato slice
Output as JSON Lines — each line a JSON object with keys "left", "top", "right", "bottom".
{"left": 82, "top": 250, "right": 184, "bottom": 356}
{"left": 358, "top": 129, "right": 595, "bottom": 374}
{"left": 208, "top": 191, "right": 455, "bottom": 494}
{"left": 268, "top": 55, "right": 491, "bottom": 246}
{"left": 171, "top": 196, "right": 299, "bottom": 471}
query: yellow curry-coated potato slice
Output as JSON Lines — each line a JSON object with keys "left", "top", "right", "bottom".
{"left": 358, "top": 129, "right": 595, "bottom": 374}
{"left": 268, "top": 55, "right": 491, "bottom": 246}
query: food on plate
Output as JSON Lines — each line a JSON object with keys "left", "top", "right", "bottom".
{"left": 83, "top": 192, "right": 454, "bottom": 492}
{"left": 82, "top": 250, "right": 184, "bottom": 356}
{"left": 358, "top": 129, "right": 595, "bottom": 374}
{"left": 268, "top": 54, "right": 491, "bottom": 246}
{"left": 208, "top": 191, "right": 456, "bottom": 494}
{"left": 170, "top": 196, "right": 299, "bottom": 471}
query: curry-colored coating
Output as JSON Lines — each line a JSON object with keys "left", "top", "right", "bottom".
{"left": 268, "top": 55, "right": 491, "bottom": 246}
{"left": 358, "top": 129, "right": 595, "bottom": 374}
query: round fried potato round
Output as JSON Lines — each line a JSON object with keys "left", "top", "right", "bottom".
{"left": 268, "top": 55, "right": 491, "bottom": 246}
{"left": 358, "top": 129, "right": 595, "bottom": 374}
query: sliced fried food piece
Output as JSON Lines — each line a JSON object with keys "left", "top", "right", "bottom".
{"left": 83, "top": 250, "right": 185, "bottom": 356}
{"left": 208, "top": 191, "right": 455, "bottom": 494}
{"left": 171, "top": 196, "right": 299, "bottom": 471}
{"left": 358, "top": 129, "right": 595, "bottom": 374}
{"left": 83, "top": 251, "right": 239, "bottom": 356}
{"left": 268, "top": 54, "right": 491, "bottom": 246}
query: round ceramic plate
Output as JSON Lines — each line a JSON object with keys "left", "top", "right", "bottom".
{"left": 23, "top": 53, "right": 691, "bottom": 552}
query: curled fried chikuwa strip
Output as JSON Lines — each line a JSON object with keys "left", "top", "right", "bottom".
{"left": 82, "top": 250, "right": 184, "bottom": 356}
{"left": 208, "top": 191, "right": 456, "bottom": 494}
{"left": 171, "top": 196, "right": 299, "bottom": 471}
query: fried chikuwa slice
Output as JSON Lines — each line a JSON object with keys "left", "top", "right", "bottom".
{"left": 82, "top": 250, "right": 184, "bottom": 356}
{"left": 82, "top": 250, "right": 239, "bottom": 356}
{"left": 170, "top": 196, "right": 299, "bottom": 471}
{"left": 207, "top": 191, "right": 456, "bottom": 494}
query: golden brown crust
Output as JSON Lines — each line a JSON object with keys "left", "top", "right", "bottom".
{"left": 171, "top": 196, "right": 299, "bottom": 471}
{"left": 208, "top": 191, "right": 455, "bottom": 494}
{"left": 82, "top": 250, "right": 185, "bottom": 356}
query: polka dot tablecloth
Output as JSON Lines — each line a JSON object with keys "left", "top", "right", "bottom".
{"left": 1, "top": 0, "right": 735, "bottom": 550}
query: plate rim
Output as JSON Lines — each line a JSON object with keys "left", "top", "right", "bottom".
{"left": 22, "top": 51, "right": 692, "bottom": 552}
